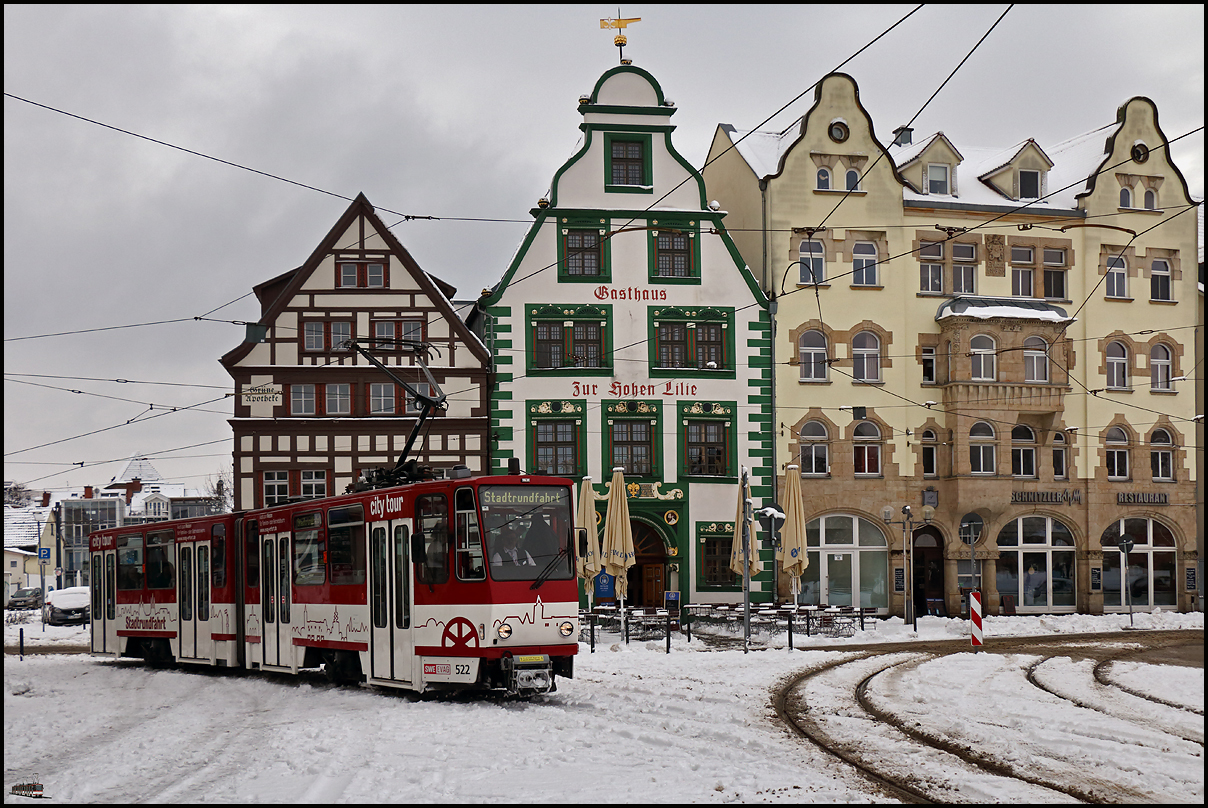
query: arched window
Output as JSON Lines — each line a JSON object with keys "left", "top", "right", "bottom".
{"left": 1052, "top": 431, "right": 1068, "bottom": 479}
{"left": 970, "top": 421, "right": 995, "bottom": 474}
{"left": 1150, "top": 343, "right": 1172, "bottom": 390}
{"left": 853, "top": 421, "right": 881, "bottom": 476}
{"left": 1143, "top": 189, "right": 1156, "bottom": 210}
{"left": 1011, "top": 424, "right": 1037, "bottom": 478}
{"left": 970, "top": 334, "right": 996, "bottom": 381}
{"left": 1150, "top": 259, "right": 1171, "bottom": 301}
{"left": 799, "top": 421, "right": 829, "bottom": 476}
{"left": 1106, "top": 341, "right": 1129, "bottom": 388}
{"left": 1106, "top": 426, "right": 1129, "bottom": 480}
{"left": 997, "top": 516, "right": 1076, "bottom": 612}
{"left": 1024, "top": 336, "right": 1048, "bottom": 383}
{"left": 846, "top": 169, "right": 860, "bottom": 191}
{"left": 852, "top": 242, "right": 878, "bottom": 286}
{"left": 921, "top": 429, "right": 938, "bottom": 477}
{"left": 1100, "top": 518, "right": 1176, "bottom": 609}
{"left": 852, "top": 332, "right": 880, "bottom": 381}
{"left": 1150, "top": 428, "right": 1173, "bottom": 481}
{"left": 799, "top": 240, "right": 825, "bottom": 284}
{"left": 1119, "top": 187, "right": 1132, "bottom": 208}
{"left": 799, "top": 330, "right": 828, "bottom": 381}
{"left": 799, "top": 514, "right": 888, "bottom": 609}
{"left": 817, "top": 168, "right": 831, "bottom": 190}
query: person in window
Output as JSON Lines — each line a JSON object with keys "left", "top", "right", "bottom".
{"left": 146, "top": 546, "right": 173, "bottom": 589}
{"left": 491, "top": 526, "right": 534, "bottom": 567}
{"left": 522, "top": 516, "right": 561, "bottom": 565}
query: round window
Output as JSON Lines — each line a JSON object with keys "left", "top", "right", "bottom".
{"left": 1130, "top": 143, "right": 1149, "bottom": 163}
{"left": 829, "top": 121, "right": 849, "bottom": 143}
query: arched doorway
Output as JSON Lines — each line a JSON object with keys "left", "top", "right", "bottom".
{"left": 626, "top": 520, "right": 667, "bottom": 607}
{"left": 913, "top": 527, "right": 945, "bottom": 616}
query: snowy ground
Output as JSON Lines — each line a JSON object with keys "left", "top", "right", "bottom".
{"left": 3, "top": 610, "right": 1203, "bottom": 803}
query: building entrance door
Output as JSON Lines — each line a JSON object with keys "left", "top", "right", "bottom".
{"left": 913, "top": 529, "right": 945, "bottom": 616}
{"left": 627, "top": 521, "right": 667, "bottom": 607}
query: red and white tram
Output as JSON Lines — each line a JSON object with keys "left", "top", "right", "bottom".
{"left": 89, "top": 471, "right": 580, "bottom": 695}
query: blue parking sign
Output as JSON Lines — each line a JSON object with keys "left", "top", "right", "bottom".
{"left": 38, "top": 548, "right": 51, "bottom": 560}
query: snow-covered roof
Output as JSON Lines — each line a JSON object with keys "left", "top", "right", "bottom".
{"left": 4, "top": 504, "right": 50, "bottom": 548}
{"left": 108, "top": 457, "right": 164, "bottom": 486}
{"left": 936, "top": 296, "right": 1074, "bottom": 323}
{"left": 720, "top": 123, "right": 800, "bottom": 179}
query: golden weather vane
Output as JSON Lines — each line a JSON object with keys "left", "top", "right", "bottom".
{"left": 600, "top": 12, "right": 641, "bottom": 63}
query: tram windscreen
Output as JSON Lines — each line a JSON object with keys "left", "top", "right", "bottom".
{"left": 479, "top": 485, "right": 573, "bottom": 582}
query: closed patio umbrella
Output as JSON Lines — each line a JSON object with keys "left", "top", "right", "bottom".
{"left": 576, "top": 477, "right": 603, "bottom": 604}
{"left": 601, "top": 467, "right": 636, "bottom": 636}
{"left": 729, "top": 468, "right": 762, "bottom": 652}
{"left": 779, "top": 465, "right": 809, "bottom": 601}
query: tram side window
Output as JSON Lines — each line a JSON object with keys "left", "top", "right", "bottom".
{"left": 455, "top": 488, "right": 486, "bottom": 581}
{"left": 293, "top": 512, "right": 326, "bottom": 586}
{"left": 328, "top": 505, "right": 366, "bottom": 585}
{"left": 105, "top": 554, "right": 116, "bottom": 620}
{"left": 262, "top": 538, "right": 274, "bottom": 624}
{"left": 415, "top": 494, "right": 450, "bottom": 585}
{"left": 180, "top": 546, "right": 193, "bottom": 622}
{"left": 371, "top": 527, "right": 387, "bottom": 629}
{"left": 211, "top": 524, "right": 226, "bottom": 589}
{"left": 245, "top": 521, "right": 260, "bottom": 590}
{"left": 198, "top": 546, "right": 210, "bottom": 621}
{"left": 146, "top": 530, "right": 175, "bottom": 590}
{"left": 117, "top": 533, "right": 144, "bottom": 590}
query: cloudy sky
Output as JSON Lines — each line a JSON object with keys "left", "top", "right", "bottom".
{"left": 4, "top": 4, "right": 1204, "bottom": 494}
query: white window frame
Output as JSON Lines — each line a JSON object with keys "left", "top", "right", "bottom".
{"left": 852, "top": 332, "right": 881, "bottom": 382}
{"left": 852, "top": 242, "right": 878, "bottom": 286}
{"left": 1024, "top": 337, "right": 1049, "bottom": 383}
{"left": 300, "top": 470, "right": 326, "bottom": 499}
{"left": 326, "top": 383, "right": 351, "bottom": 415}
{"left": 970, "top": 422, "right": 996, "bottom": 475}
{"left": 304, "top": 322, "right": 324, "bottom": 352}
{"left": 404, "top": 383, "right": 435, "bottom": 415}
{"left": 1011, "top": 425, "right": 1037, "bottom": 478}
{"left": 1019, "top": 169, "right": 1041, "bottom": 199}
{"left": 1150, "top": 259, "right": 1171, "bottom": 301}
{"left": 921, "top": 430, "right": 938, "bottom": 477}
{"left": 799, "top": 240, "right": 825, "bottom": 284}
{"left": 1149, "top": 344, "right": 1172, "bottom": 390}
{"left": 920, "top": 262, "right": 943, "bottom": 293}
{"left": 952, "top": 263, "right": 976, "bottom": 294}
{"left": 970, "top": 335, "right": 996, "bottom": 381}
{"left": 1106, "top": 342, "right": 1129, "bottom": 389}
{"left": 370, "top": 383, "right": 395, "bottom": 415}
{"left": 921, "top": 346, "right": 936, "bottom": 384}
{"left": 1149, "top": 430, "right": 1173, "bottom": 481}
{"left": 799, "top": 330, "right": 828, "bottom": 382}
{"left": 927, "top": 163, "right": 949, "bottom": 195}
{"left": 1106, "top": 427, "right": 1130, "bottom": 480}
{"left": 1052, "top": 433, "right": 1068, "bottom": 480}
{"left": 799, "top": 421, "right": 829, "bottom": 476}
{"left": 291, "top": 384, "right": 315, "bottom": 416}
{"left": 1106, "top": 256, "right": 1128, "bottom": 298}
{"left": 264, "top": 471, "right": 289, "bottom": 506}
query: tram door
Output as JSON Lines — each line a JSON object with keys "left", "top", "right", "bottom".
{"left": 178, "top": 539, "right": 213, "bottom": 662}
{"left": 259, "top": 532, "right": 291, "bottom": 668}
{"left": 368, "top": 520, "right": 413, "bottom": 683}
{"left": 90, "top": 549, "right": 117, "bottom": 654}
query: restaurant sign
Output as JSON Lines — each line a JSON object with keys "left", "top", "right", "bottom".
{"left": 1010, "top": 489, "right": 1081, "bottom": 505}
{"left": 1117, "top": 492, "right": 1169, "bottom": 505}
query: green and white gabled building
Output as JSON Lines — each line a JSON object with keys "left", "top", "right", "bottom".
{"left": 473, "top": 63, "right": 773, "bottom": 606}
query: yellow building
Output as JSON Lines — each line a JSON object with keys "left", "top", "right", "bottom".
{"left": 704, "top": 73, "right": 1200, "bottom": 617}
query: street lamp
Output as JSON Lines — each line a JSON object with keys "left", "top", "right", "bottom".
{"left": 881, "top": 503, "right": 934, "bottom": 630}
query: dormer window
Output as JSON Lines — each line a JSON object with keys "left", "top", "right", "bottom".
{"left": 1019, "top": 170, "right": 1041, "bottom": 199}
{"left": 927, "top": 164, "right": 949, "bottom": 195}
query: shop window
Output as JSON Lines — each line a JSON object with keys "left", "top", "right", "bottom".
{"left": 799, "top": 421, "right": 829, "bottom": 476}
{"left": 997, "top": 516, "right": 1076, "bottom": 611}
{"left": 1099, "top": 518, "right": 1176, "bottom": 609}
{"left": 797, "top": 515, "right": 888, "bottom": 609}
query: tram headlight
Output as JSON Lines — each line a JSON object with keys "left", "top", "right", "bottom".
{"left": 497, "top": 623, "right": 512, "bottom": 639}
{"left": 558, "top": 620, "right": 575, "bottom": 637}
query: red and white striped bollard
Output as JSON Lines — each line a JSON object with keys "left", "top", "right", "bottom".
{"left": 970, "top": 590, "right": 983, "bottom": 651}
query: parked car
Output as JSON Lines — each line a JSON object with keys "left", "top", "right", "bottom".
{"left": 7, "top": 587, "right": 44, "bottom": 610}
{"left": 44, "top": 586, "right": 90, "bottom": 625}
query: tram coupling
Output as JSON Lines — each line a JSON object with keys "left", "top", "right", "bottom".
{"left": 500, "top": 653, "right": 554, "bottom": 696}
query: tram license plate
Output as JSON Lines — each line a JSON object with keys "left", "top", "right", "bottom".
{"left": 422, "top": 658, "right": 478, "bottom": 682}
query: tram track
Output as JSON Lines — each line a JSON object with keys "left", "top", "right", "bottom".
{"left": 774, "top": 632, "right": 1203, "bottom": 804}
{"left": 1093, "top": 653, "right": 1205, "bottom": 717}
